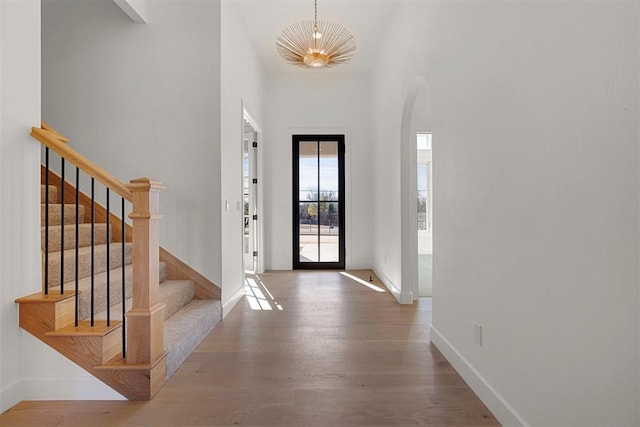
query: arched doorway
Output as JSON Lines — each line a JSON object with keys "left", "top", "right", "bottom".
{"left": 400, "top": 77, "right": 432, "bottom": 302}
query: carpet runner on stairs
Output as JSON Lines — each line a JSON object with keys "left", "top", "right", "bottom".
{"left": 40, "top": 183, "right": 221, "bottom": 382}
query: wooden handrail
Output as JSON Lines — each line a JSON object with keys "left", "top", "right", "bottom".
{"left": 41, "top": 122, "right": 69, "bottom": 143}
{"left": 31, "top": 127, "right": 133, "bottom": 202}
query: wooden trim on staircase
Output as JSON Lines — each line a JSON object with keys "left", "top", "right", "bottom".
{"left": 32, "top": 127, "right": 133, "bottom": 201}
{"left": 160, "top": 248, "right": 221, "bottom": 300}
{"left": 41, "top": 122, "right": 69, "bottom": 143}
{"left": 125, "top": 178, "right": 166, "bottom": 393}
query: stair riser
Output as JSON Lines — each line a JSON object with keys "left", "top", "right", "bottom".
{"left": 45, "top": 243, "right": 133, "bottom": 288}
{"left": 161, "top": 282, "right": 195, "bottom": 321}
{"left": 41, "top": 185, "right": 58, "bottom": 204}
{"left": 46, "top": 333, "right": 122, "bottom": 366}
{"left": 41, "top": 204, "right": 86, "bottom": 226}
{"left": 42, "top": 224, "right": 110, "bottom": 252}
{"left": 17, "top": 294, "right": 76, "bottom": 334}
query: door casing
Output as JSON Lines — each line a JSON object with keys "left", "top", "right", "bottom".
{"left": 292, "top": 134, "right": 346, "bottom": 270}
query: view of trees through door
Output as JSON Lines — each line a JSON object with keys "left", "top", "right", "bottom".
{"left": 292, "top": 135, "right": 345, "bottom": 270}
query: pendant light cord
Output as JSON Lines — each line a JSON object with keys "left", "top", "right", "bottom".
{"left": 313, "top": 0, "right": 319, "bottom": 50}
{"left": 314, "top": 0, "right": 318, "bottom": 27}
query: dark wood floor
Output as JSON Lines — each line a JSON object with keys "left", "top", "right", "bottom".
{"left": 0, "top": 270, "right": 499, "bottom": 426}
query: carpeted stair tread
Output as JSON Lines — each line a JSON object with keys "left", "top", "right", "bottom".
{"left": 45, "top": 242, "right": 133, "bottom": 288}
{"left": 41, "top": 185, "right": 58, "bottom": 204}
{"left": 93, "top": 277, "right": 191, "bottom": 322}
{"left": 41, "top": 204, "right": 85, "bottom": 226}
{"left": 41, "top": 223, "right": 109, "bottom": 252}
{"left": 163, "top": 299, "right": 222, "bottom": 379}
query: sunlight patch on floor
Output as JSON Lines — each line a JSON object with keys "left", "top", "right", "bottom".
{"left": 340, "top": 272, "right": 386, "bottom": 293}
{"left": 245, "top": 275, "right": 284, "bottom": 311}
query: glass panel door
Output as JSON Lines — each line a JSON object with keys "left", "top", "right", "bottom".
{"left": 293, "top": 135, "right": 345, "bottom": 269}
{"left": 242, "top": 116, "right": 259, "bottom": 273}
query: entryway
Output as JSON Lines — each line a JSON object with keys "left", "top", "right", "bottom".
{"left": 242, "top": 111, "right": 261, "bottom": 274}
{"left": 292, "top": 135, "right": 345, "bottom": 270}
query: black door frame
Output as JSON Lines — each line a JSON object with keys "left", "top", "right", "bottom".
{"left": 292, "top": 135, "right": 346, "bottom": 270}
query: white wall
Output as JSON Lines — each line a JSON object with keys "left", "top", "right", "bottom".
{"left": 220, "top": 0, "right": 265, "bottom": 314}
{"left": 263, "top": 71, "right": 373, "bottom": 271}
{"left": 0, "top": 0, "right": 42, "bottom": 411}
{"left": 372, "top": 1, "right": 640, "bottom": 425}
{"left": 0, "top": 0, "right": 38, "bottom": 408}
{"left": 41, "top": 0, "right": 222, "bottom": 285}
{"left": 370, "top": 5, "right": 417, "bottom": 303}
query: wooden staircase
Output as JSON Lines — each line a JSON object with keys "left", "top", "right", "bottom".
{"left": 15, "top": 123, "right": 222, "bottom": 400}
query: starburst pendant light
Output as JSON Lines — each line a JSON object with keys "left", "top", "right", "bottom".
{"left": 276, "top": 0, "right": 356, "bottom": 68}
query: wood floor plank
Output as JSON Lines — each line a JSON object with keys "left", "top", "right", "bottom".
{"left": 0, "top": 270, "right": 499, "bottom": 426}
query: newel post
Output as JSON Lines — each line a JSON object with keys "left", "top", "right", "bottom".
{"left": 126, "top": 178, "right": 166, "bottom": 369}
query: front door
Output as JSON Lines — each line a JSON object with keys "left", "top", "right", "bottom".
{"left": 292, "top": 135, "right": 345, "bottom": 269}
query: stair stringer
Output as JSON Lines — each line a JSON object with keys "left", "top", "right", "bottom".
{"left": 15, "top": 291, "right": 167, "bottom": 400}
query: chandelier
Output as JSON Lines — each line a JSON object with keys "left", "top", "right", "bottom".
{"left": 276, "top": 0, "right": 356, "bottom": 68}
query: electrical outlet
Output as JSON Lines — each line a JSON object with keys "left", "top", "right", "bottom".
{"left": 473, "top": 322, "right": 483, "bottom": 346}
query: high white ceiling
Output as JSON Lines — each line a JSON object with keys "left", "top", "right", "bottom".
{"left": 232, "top": 0, "right": 398, "bottom": 73}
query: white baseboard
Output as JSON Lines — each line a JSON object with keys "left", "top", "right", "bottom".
{"left": 430, "top": 326, "right": 528, "bottom": 427}
{"left": 398, "top": 291, "right": 413, "bottom": 304}
{"left": 0, "top": 379, "right": 22, "bottom": 413}
{"left": 373, "top": 268, "right": 413, "bottom": 304}
{"left": 222, "top": 286, "right": 245, "bottom": 318}
{"left": 1, "top": 376, "right": 124, "bottom": 413}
